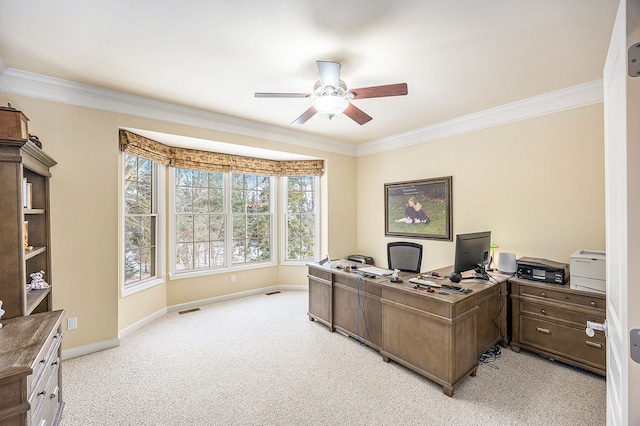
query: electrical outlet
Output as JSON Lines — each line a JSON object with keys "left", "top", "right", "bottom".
{"left": 231, "top": 275, "right": 236, "bottom": 283}
{"left": 67, "top": 317, "right": 77, "bottom": 330}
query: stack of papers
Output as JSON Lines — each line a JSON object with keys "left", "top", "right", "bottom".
{"left": 359, "top": 266, "right": 394, "bottom": 276}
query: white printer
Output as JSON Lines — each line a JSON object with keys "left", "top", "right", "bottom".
{"left": 570, "top": 250, "right": 606, "bottom": 294}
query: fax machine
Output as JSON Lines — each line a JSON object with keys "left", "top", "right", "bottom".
{"left": 570, "top": 250, "right": 606, "bottom": 294}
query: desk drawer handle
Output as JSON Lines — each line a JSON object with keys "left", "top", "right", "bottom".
{"left": 585, "top": 341, "right": 602, "bottom": 349}
{"left": 536, "top": 327, "right": 551, "bottom": 334}
{"left": 50, "top": 385, "right": 59, "bottom": 399}
{"left": 540, "top": 292, "right": 547, "bottom": 298}
{"left": 540, "top": 309, "right": 546, "bottom": 315}
{"left": 590, "top": 301, "right": 597, "bottom": 307}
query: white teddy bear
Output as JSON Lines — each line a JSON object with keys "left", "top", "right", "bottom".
{"left": 27, "top": 270, "right": 50, "bottom": 291}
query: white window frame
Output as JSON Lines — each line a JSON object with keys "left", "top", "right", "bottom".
{"left": 280, "top": 175, "right": 320, "bottom": 265}
{"left": 120, "top": 153, "right": 165, "bottom": 297}
{"left": 169, "top": 169, "right": 276, "bottom": 280}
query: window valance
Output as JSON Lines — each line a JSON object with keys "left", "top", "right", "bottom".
{"left": 119, "top": 130, "right": 324, "bottom": 176}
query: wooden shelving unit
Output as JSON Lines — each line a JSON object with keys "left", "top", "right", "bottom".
{"left": 0, "top": 136, "right": 57, "bottom": 319}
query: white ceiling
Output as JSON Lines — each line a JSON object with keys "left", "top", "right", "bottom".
{"left": 0, "top": 0, "right": 619, "bottom": 146}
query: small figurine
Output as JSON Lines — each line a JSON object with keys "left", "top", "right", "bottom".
{"left": 390, "top": 269, "right": 403, "bottom": 283}
{"left": 27, "top": 270, "right": 50, "bottom": 291}
{"left": 0, "top": 300, "right": 5, "bottom": 328}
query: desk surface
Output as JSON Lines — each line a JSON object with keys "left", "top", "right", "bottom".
{"left": 316, "top": 260, "right": 510, "bottom": 303}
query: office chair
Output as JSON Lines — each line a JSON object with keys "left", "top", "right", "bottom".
{"left": 387, "top": 242, "right": 423, "bottom": 273}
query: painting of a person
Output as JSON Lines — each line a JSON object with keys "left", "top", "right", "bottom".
{"left": 413, "top": 202, "right": 430, "bottom": 224}
{"left": 395, "top": 197, "right": 418, "bottom": 223}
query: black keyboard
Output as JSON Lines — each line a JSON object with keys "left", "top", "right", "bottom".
{"left": 442, "top": 284, "right": 462, "bottom": 291}
{"left": 441, "top": 284, "right": 473, "bottom": 294}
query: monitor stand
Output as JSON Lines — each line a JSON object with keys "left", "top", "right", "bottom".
{"left": 460, "top": 265, "right": 490, "bottom": 281}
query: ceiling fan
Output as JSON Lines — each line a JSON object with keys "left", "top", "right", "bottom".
{"left": 255, "top": 60, "right": 408, "bottom": 125}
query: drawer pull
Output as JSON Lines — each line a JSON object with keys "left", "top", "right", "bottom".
{"left": 540, "top": 292, "right": 547, "bottom": 298}
{"left": 540, "top": 309, "right": 546, "bottom": 315}
{"left": 50, "top": 385, "right": 59, "bottom": 399}
{"left": 585, "top": 341, "right": 603, "bottom": 349}
{"left": 590, "top": 301, "right": 596, "bottom": 307}
{"left": 536, "top": 327, "right": 551, "bottom": 334}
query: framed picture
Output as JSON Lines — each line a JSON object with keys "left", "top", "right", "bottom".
{"left": 384, "top": 176, "right": 452, "bottom": 241}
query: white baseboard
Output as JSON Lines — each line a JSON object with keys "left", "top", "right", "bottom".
{"left": 119, "top": 307, "right": 168, "bottom": 339}
{"left": 62, "top": 338, "right": 120, "bottom": 361}
{"left": 63, "top": 285, "right": 308, "bottom": 360}
{"left": 167, "top": 285, "right": 306, "bottom": 312}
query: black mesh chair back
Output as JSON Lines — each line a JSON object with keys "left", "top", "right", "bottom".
{"left": 387, "top": 242, "right": 423, "bottom": 273}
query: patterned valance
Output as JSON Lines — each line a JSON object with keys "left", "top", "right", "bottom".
{"left": 119, "top": 130, "right": 324, "bottom": 176}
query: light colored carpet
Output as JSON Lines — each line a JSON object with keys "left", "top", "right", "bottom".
{"left": 61, "top": 290, "right": 606, "bottom": 425}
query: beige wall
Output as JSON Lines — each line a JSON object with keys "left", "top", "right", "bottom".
{"left": 0, "top": 92, "right": 357, "bottom": 351}
{"left": 0, "top": 89, "right": 605, "bottom": 354}
{"left": 356, "top": 103, "right": 606, "bottom": 272}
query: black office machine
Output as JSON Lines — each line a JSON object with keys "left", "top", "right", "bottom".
{"left": 516, "top": 257, "right": 569, "bottom": 284}
{"left": 348, "top": 254, "right": 374, "bottom": 265}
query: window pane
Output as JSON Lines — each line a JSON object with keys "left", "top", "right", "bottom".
{"left": 194, "top": 215, "right": 209, "bottom": 242}
{"left": 176, "top": 242, "right": 193, "bottom": 271}
{"left": 176, "top": 186, "right": 193, "bottom": 213}
{"left": 123, "top": 154, "right": 158, "bottom": 287}
{"left": 194, "top": 242, "right": 210, "bottom": 269}
{"left": 285, "top": 176, "right": 317, "bottom": 261}
{"left": 174, "top": 168, "right": 227, "bottom": 272}
{"left": 176, "top": 214, "right": 194, "bottom": 243}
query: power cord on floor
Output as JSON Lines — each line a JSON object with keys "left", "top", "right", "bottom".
{"left": 479, "top": 344, "right": 502, "bottom": 369}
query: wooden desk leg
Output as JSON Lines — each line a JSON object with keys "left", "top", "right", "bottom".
{"left": 382, "top": 355, "right": 389, "bottom": 363}
{"left": 470, "top": 366, "right": 477, "bottom": 377}
{"left": 443, "top": 386, "right": 454, "bottom": 397}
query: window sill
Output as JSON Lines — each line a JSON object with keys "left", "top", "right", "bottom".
{"left": 168, "top": 261, "right": 278, "bottom": 281}
{"left": 121, "top": 277, "right": 165, "bottom": 297}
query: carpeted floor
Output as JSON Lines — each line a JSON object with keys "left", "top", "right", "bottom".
{"left": 60, "top": 290, "right": 606, "bottom": 425}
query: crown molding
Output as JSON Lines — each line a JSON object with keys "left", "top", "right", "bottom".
{"left": 0, "top": 66, "right": 603, "bottom": 159}
{"left": 356, "top": 79, "right": 604, "bottom": 157}
{"left": 0, "top": 67, "right": 357, "bottom": 157}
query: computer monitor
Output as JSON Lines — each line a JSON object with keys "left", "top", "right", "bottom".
{"left": 453, "top": 231, "right": 491, "bottom": 279}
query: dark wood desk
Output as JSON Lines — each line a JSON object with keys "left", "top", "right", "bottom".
{"left": 307, "top": 261, "right": 509, "bottom": 396}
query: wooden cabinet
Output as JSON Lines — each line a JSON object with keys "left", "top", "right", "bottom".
{"left": 0, "top": 137, "right": 56, "bottom": 319}
{"left": 510, "top": 277, "right": 606, "bottom": 376}
{"left": 0, "top": 310, "right": 65, "bottom": 426}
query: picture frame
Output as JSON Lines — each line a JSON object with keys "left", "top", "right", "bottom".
{"left": 384, "top": 176, "right": 452, "bottom": 241}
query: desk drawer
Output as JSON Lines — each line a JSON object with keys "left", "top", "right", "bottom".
{"left": 520, "top": 285, "right": 604, "bottom": 309}
{"left": 28, "top": 329, "right": 63, "bottom": 401}
{"left": 519, "top": 299, "right": 605, "bottom": 328}
{"left": 520, "top": 316, "right": 605, "bottom": 367}
{"left": 31, "top": 357, "right": 61, "bottom": 426}
{"left": 308, "top": 266, "right": 332, "bottom": 282}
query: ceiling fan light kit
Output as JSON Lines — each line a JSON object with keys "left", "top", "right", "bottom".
{"left": 312, "top": 95, "right": 349, "bottom": 118}
{"left": 255, "top": 60, "right": 408, "bottom": 125}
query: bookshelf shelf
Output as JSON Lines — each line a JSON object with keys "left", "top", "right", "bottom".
{"left": 25, "top": 246, "right": 47, "bottom": 260}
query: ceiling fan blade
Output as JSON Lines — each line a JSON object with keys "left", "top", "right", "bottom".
{"left": 255, "top": 92, "right": 310, "bottom": 98}
{"left": 316, "top": 61, "right": 340, "bottom": 89}
{"left": 292, "top": 106, "right": 318, "bottom": 125}
{"left": 343, "top": 103, "right": 373, "bottom": 125}
{"left": 350, "top": 83, "right": 408, "bottom": 99}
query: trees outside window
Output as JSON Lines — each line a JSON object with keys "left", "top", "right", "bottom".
{"left": 123, "top": 154, "right": 158, "bottom": 286}
{"left": 284, "top": 176, "right": 318, "bottom": 262}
